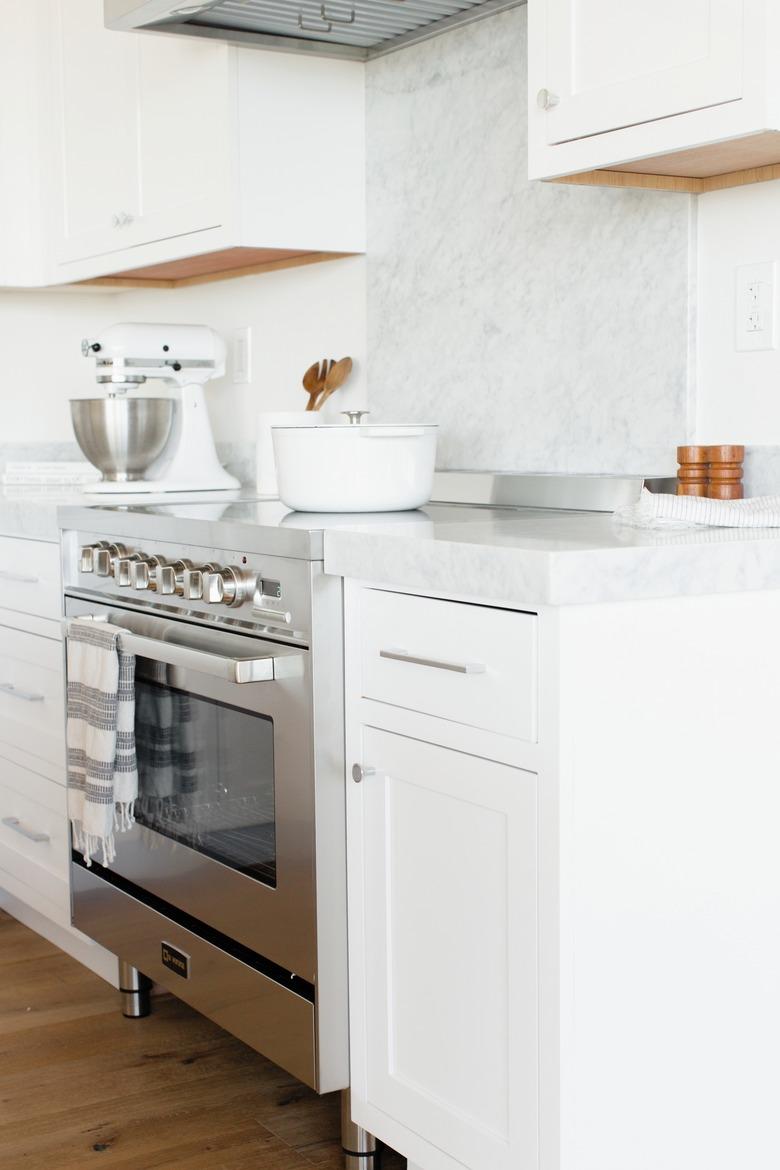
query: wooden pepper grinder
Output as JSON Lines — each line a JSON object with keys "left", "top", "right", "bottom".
{"left": 707, "top": 444, "right": 744, "bottom": 500}
{"left": 676, "top": 446, "right": 710, "bottom": 496}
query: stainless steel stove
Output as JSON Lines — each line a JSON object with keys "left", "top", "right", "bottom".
{"left": 60, "top": 506, "right": 348, "bottom": 1097}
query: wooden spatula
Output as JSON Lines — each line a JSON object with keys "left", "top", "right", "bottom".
{"left": 315, "top": 356, "right": 353, "bottom": 411}
{"left": 303, "top": 360, "right": 333, "bottom": 411}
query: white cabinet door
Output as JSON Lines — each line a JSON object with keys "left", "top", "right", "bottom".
{"left": 54, "top": 0, "right": 140, "bottom": 262}
{"left": 540, "top": 0, "right": 744, "bottom": 144}
{"left": 53, "top": 0, "right": 228, "bottom": 264}
{"left": 347, "top": 728, "right": 538, "bottom": 1170}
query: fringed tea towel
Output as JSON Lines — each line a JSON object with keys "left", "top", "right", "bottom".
{"left": 615, "top": 489, "right": 780, "bottom": 529}
{"left": 67, "top": 620, "right": 138, "bottom": 867}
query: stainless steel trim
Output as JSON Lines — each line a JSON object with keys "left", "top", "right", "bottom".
{"left": 2, "top": 816, "right": 50, "bottom": 843}
{"left": 379, "top": 648, "right": 486, "bottom": 675}
{"left": 62, "top": 618, "right": 301, "bottom": 683}
{"left": 104, "top": 0, "right": 525, "bottom": 60}
{"left": 73, "top": 862, "right": 318, "bottom": 1087}
{"left": 252, "top": 603, "right": 292, "bottom": 625}
{"left": 0, "top": 570, "right": 39, "bottom": 584}
{"left": 430, "top": 470, "right": 678, "bottom": 512}
{"left": 0, "top": 683, "right": 46, "bottom": 702}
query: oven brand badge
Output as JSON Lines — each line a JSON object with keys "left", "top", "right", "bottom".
{"left": 161, "top": 942, "right": 190, "bottom": 979}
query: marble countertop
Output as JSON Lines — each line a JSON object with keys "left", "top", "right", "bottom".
{"left": 7, "top": 487, "right": 780, "bottom": 605}
{"left": 322, "top": 504, "right": 780, "bottom": 606}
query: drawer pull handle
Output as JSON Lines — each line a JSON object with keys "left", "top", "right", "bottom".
{"left": 0, "top": 570, "right": 39, "bottom": 584}
{"left": 0, "top": 683, "right": 45, "bottom": 702}
{"left": 379, "top": 648, "right": 486, "bottom": 675}
{"left": 2, "top": 816, "right": 50, "bottom": 843}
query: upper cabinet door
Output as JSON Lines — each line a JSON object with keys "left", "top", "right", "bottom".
{"left": 53, "top": 0, "right": 230, "bottom": 265}
{"left": 54, "top": 0, "right": 140, "bottom": 262}
{"left": 540, "top": 0, "right": 745, "bottom": 144}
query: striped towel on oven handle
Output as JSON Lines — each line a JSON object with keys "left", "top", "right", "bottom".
{"left": 66, "top": 619, "right": 138, "bottom": 867}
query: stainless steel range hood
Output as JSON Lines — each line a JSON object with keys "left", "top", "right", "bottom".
{"left": 105, "top": 0, "right": 524, "bottom": 61}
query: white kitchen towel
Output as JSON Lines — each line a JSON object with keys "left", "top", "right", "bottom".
{"left": 67, "top": 620, "right": 138, "bottom": 867}
{"left": 615, "top": 489, "right": 780, "bottom": 529}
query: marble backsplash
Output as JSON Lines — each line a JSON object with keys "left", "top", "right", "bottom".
{"left": 365, "top": 6, "right": 692, "bottom": 477}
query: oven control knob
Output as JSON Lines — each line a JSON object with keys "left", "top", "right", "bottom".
{"left": 80, "top": 541, "right": 110, "bottom": 573}
{"left": 169, "top": 559, "right": 194, "bottom": 598}
{"left": 132, "top": 556, "right": 166, "bottom": 591}
{"left": 157, "top": 566, "right": 176, "bottom": 596}
{"left": 182, "top": 563, "right": 219, "bottom": 601}
{"left": 95, "top": 543, "right": 127, "bottom": 577}
{"left": 115, "top": 553, "right": 144, "bottom": 587}
{"left": 204, "top": 566, "right": 254, "bottom": 607}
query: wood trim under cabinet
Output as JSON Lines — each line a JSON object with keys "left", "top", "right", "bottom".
{"left": 550, "top": 134, "right": 780, "bottom": 195}
{"left": 74, "top": 246, "right": 356, "bottom": 290}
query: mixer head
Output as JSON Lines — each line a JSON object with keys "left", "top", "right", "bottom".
{"left": 81, "top": 322, "right": 227, "bottom": 393}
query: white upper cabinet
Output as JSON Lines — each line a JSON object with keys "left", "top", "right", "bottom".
{"left": 0, "top": 0, "right": 364, "bottom": 287}
{"left": 0, "top": 5, "right": 50, "bottom": 287}
{"left": 529, "top": 0, "right": 780, "bottom": 192}
{"left": 542, "top": 0, "right": 743, "bottom": 144}
{"left": 53, "top": 0, "right": 229, "bottom": 265}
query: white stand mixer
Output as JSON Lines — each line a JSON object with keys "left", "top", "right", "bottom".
{"left": 74, "top": 323, "right": 240, "bottom": 495}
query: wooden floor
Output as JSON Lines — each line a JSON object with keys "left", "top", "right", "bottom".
{"left": 0, "top": 911, "right": 405, "bottom": 1170}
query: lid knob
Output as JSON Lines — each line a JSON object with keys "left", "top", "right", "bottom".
{"left": 341, "top": 410, "right": 369, "bottom": 425}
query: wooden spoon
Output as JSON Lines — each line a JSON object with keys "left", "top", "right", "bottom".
{"left": 302, "top": 359, "right": 333, "bottom": 411}
{"left": 315, "top": 356, "right": 353, "bottom": 411}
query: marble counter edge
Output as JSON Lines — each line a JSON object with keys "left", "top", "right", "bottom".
{"left": 323, "top": 528, "right": 780, "bottom": 606}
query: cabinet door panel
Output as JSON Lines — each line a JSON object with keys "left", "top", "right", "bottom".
{"left": 135, "top": 34, "right": 229, "bottom": 242}
{"left": 54, "top": 0, "right": 139, "bottom": 261}
{"left": 543, "top": 0, "right": 744, "bottom": 143}
{"left": 348, "top": 728, "right": 538, "bottom": 1170}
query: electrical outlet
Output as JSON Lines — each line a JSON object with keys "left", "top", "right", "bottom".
{"left": 735, "top": 262, "right": 776, "bottom": 351}
{"left": 232, "top": 326, "right": 252, "bottom": 383}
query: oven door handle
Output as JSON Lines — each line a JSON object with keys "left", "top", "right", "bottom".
{"left": 62, "top": 621, "right": 299, "bottom": 684}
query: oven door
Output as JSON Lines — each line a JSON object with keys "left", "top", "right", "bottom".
{"left": 64, "top": 597, "right": 317, "bottom": 981}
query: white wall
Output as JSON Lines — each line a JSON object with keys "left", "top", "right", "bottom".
{"left": 697, "top": 179, "right": 780, "bottom": 444}
{"left": 0, "top": 255, "right": 366, "bottom": 452}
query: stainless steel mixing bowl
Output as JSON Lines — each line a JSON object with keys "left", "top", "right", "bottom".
{"left": 70, "top": 398, "right": 175, "bottom": 482}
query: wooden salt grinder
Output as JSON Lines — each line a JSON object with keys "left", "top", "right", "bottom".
{"left": 677, "top": 446, "right": 709, "bottom": 496}
{"left": 707, "top": 444, "right": 745, "bottom": 500}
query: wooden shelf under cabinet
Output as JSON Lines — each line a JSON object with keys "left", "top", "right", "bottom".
{"left": 76, "top": 246, "right": 355, "bottom": 290}
{"left": 553, "top": 130, "right": 780, "bottom": 195}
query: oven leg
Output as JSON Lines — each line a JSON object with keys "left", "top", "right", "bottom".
{"left": 118, "top": 959, "right": 151, "bottom": 1019}
{"left": 341, "top": 1088, "right": 378, "bottom": 1168}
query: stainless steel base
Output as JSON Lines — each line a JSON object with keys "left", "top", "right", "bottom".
{"left": 118, "top": 959, "right": 151, "bottom": 1019}
{"left": 341, "top": 1089, "right": 377, "bottom": 1168}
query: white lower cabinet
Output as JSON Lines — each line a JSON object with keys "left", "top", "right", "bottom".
{"left": 345, "top": 583, "right": 541, "bottom": 1170}
{"left": 0, "top": 536, "right": 117, "bottom": 986}
{"left": 347, "top": 728, "right": 538, "bottom": 1170}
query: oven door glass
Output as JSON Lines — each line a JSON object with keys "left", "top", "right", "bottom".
{"left": 134, "top": 660, "right": 277, "bottom": 887}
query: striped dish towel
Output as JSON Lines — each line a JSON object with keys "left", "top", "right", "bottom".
{"left": 67, "top": 620, "right": 138, "bottom": 867}
{"left": 615, "top": 489, "right": 780, "bottom": 529}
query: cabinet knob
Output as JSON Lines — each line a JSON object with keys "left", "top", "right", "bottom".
{"left": 536, "top": 87, "right": 560, "bottom": 111}
{"left": 352, "top": 764, "right": 376, "bottom": 784}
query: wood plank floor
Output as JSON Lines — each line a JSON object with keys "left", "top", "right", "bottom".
{"left": 0, "top": 911, "right": 405, "bottom": 1170}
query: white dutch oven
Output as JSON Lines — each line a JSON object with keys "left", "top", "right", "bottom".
{"left": 272, "top": 416, "right": 438, "bottom": 512}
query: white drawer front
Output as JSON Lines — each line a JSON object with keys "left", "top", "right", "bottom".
{"left": 0, "top": 757, "right": 70, "bottom": 904}
{"left": 360, "top": 590, "right": 538, "bottom": 742}
{"left": 0, "top": 626, "right": 65, "bottom": 768}
{"left": 0, "top": 536, "right": 61, "bottom": 623}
